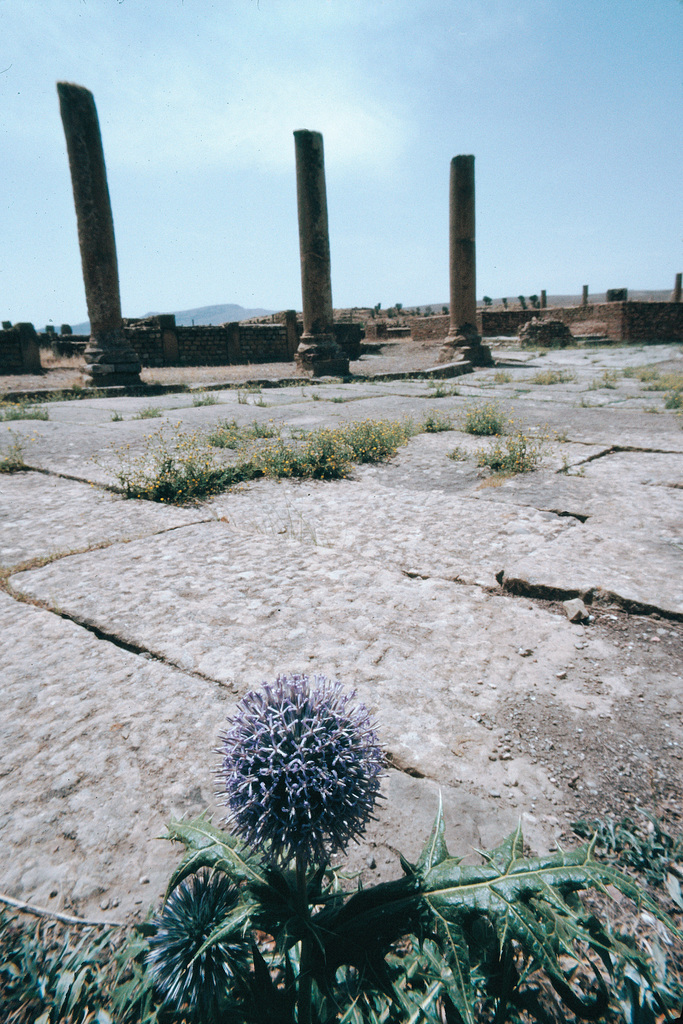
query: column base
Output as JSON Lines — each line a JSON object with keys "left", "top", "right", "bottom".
{"left": 83, "top": 328, "right": 143, "bottom": 387}
{"left": 438, "top": 331, "right": 493, "bottom": 367}
{"left": 295, "top": 335, "right": 350, "bottom": 377}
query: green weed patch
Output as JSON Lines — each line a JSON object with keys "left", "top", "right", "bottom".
{"left": 530, "top": 369, "right": 576, "bottom": 385}
{"left": 0, "top": 401, "right": 48, "bottom": 421}
{"left": 462, "top": 401, "right": 505, "bottom": 435}
{"left": 133, "top": 406, "right": 163, "bottom": 420}
{"left": 477, "top": 430, "right": 545, "bottom": 473}
{"left": 422, "top": 410, "right": 454, "bottom": 432}
{"left": 112, "top": 418, "right": 415, "bottom": 502}
{"left": 191, "top": 391, "right": 218, "bottom": 407}
{"left": 0, "top": 432, "right": 27, "bottom": 473}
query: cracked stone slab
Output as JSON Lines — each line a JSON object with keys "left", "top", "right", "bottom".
{"left": 579, "top": 449, "right": 683, "bottom": 490}
{"left": 478, "top": 450, "right": 683, "bottom": 518}
{"left": 489, "top": 452, "right": 683, "bottom": 614}
{"left": 10, "top": 521, "right": 597, "bottom": 818}
{"left": 207, "top": 464, "right": 581, "bottom": 588}
{"left": 0, "top": 471, "right": 206, "bottom": 568}
{"left": 503, "top": 519, "right": 683, "bottom": 615}
{"left": 0, "top": 590, "right": 224, "bottom": 920}
{"left": 0, "top": 591, "right": 526, "bottom": 920}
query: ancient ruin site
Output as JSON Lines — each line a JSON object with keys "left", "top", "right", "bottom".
{"left": 1, "top": 76, "right": 683, "bottom": 1021}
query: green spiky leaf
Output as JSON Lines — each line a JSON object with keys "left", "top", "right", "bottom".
{"left": 416, "top": 792, "right": 453, "bottom": 875}
{"left": 163, "top": 814, "right": 267, "bottom": 895}
{"left": 422, "top": 828, "right": 682, "bottom": 1021}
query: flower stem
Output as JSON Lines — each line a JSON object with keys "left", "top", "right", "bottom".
{"left": 296, "top": 854, "right": 313, "bottom": 1024}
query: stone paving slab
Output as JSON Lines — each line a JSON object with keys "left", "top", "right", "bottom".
{"left": 0, "top": 471, "right": 207, "bottom": 568}
{"left": 207, "top": 470, "right": 581, "bottom": 589}
{"left": 0, "top": 588, "right": 527, "bottom": 920}
{"left": 199, "top": 436, "right": 683, "bottom": 614}
{"left": 503, "top": 523, "right": 683, "bottom": 614}
{"left": 10, "top": 521, "right": 591, "bottom": 808}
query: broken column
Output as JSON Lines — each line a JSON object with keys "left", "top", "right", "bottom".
{"left": 540, "top": 290, "right": 547, "bottom": 309}
{"left": 672, "top": 273, "right": 682, "bottom": 303}
{"left": 293, "top": 130, "right": 349, "bottom": 377}
{"left": 582, "top": 285, "right": 589, "bottom": 307}
{"left": 57, "top": 82, "right": 142, "bottom": 387}
{"left": 439, "top": 155, "right": 492, "bottom": 366}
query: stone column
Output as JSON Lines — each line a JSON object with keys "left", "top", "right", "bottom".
{"left": 439, "top": 155, "right": 492, "bottom": 366}
{"left": 672, "top": 273, "right": 682, "bottom": 303}
{"left": 540, "top": 290, "right": 547, "bottom": 309}
{"left": 57, "top": 82, "right": 142, "bottom": 387}
{"left": 293, "top": 130, "right": 349, "bottom": 376}
{"left": 582, "top": 285, "right": 589, "bottom": 307}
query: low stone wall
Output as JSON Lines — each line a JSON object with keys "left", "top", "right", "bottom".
{"left": 407, "top": 315, "right": 450, "bottom": 341}
{"left": 0, "top": 323, "right": 42, "bottom": 375}
{"left": 533, "top": 302, "right": 682, "bottom": 342}
{"left": 233, "top": 323, "right": 293, "bottom": 364}
{"left": 481, "top": 303, "right": 682, "bottom": 342}
{"left": 621, "top": 302, "right": 683, "bottom": 341}
{"left": 536, "top": 304, "right": 625, "bottom": 339}
{"left": 480, "top": 310, "right": 539, "bottom": 336}
{"left": 121, "top": 315, "right": 296, "bottom": 367}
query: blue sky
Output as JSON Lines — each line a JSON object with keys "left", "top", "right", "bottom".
{"left": 2, "top": 0, "right": 681, "bottom": 327}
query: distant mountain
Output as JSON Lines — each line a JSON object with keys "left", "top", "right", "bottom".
{"left": 70, "top": 302, "right": 274, "bottom": 334}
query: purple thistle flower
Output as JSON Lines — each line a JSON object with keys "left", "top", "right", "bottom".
{"left": 217, "top": 673, "right": 385, "bottom": 867}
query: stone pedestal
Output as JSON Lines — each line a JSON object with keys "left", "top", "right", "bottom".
{"left": 439, "top": 155, "right": 492, "bottom": 366}
{"left": 293, "top": 130, "right": 349, "bottom": 377}
{"left": 57, "top": 82, "right": 142, "bottom": 387}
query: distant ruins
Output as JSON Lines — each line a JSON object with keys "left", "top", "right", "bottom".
{"left": 1, "top": 85, "right": 682, "bottom": 380}
{"left": 409, "top": 298, "right": 683, "bottom": 346}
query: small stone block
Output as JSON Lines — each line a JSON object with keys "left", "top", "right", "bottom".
{"left": 563, "top": 598, "right": 589, "bottom": 623}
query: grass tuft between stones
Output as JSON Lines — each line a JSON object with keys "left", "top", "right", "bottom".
{"left": 110, "top": 418, "right": 417, "bottom": 502}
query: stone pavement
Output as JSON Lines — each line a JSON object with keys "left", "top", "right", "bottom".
{"left": 1, "top": 342, "right": 682, "bottom": 923}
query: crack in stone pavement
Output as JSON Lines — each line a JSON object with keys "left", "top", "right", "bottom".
{"left": 541, "top": 508, "right": 589, "bottom": 522}
{"left": 498, "top": 573, "right": 683, "bottom": 622}
{"left": 37, "top": 604, "right": 229, "bottom": 687}
{"left": 16, "top": 462, "right": 126, "bottom": 493}
{"left": 565, "top": 444, "right": 683, "bottom": 470}
{"left": 2, "top": 517, "right": 215, "bottom": 587}
{"left": 401, "top": 559, "right": 683, "bottom": 623}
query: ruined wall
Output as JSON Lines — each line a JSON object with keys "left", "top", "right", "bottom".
{"left": 530, "top": 302, "right": 682, "bottom": 341}
{"left": 536, "top": 304, "right": 625, "bottom": 339}
{"left": 407, "top": 315, "right": 450, "bottom": 341}
{"left": 479, "top": 310, "right": 539, "bottom": 336}
{"left": 232, "top": 324, "right": 292, "bottom": 364}
{"left": 481, "top": 303, "right": 682, "bottom": 341}
{"left": 0, "top": 323, "right": 42, "bottom": 374}
{"left": 621, "top": 302, "right": 683, "bottom": 341}
{"left": 121, "top": 317, "right": 292, "bottom": 367}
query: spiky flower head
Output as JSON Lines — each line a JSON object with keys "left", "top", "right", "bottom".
{"left": 147, "top": 869, "right": 248, "bottom": 1023}
{"left": 218, "top": 673, "right": 385, "bottom": 867}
